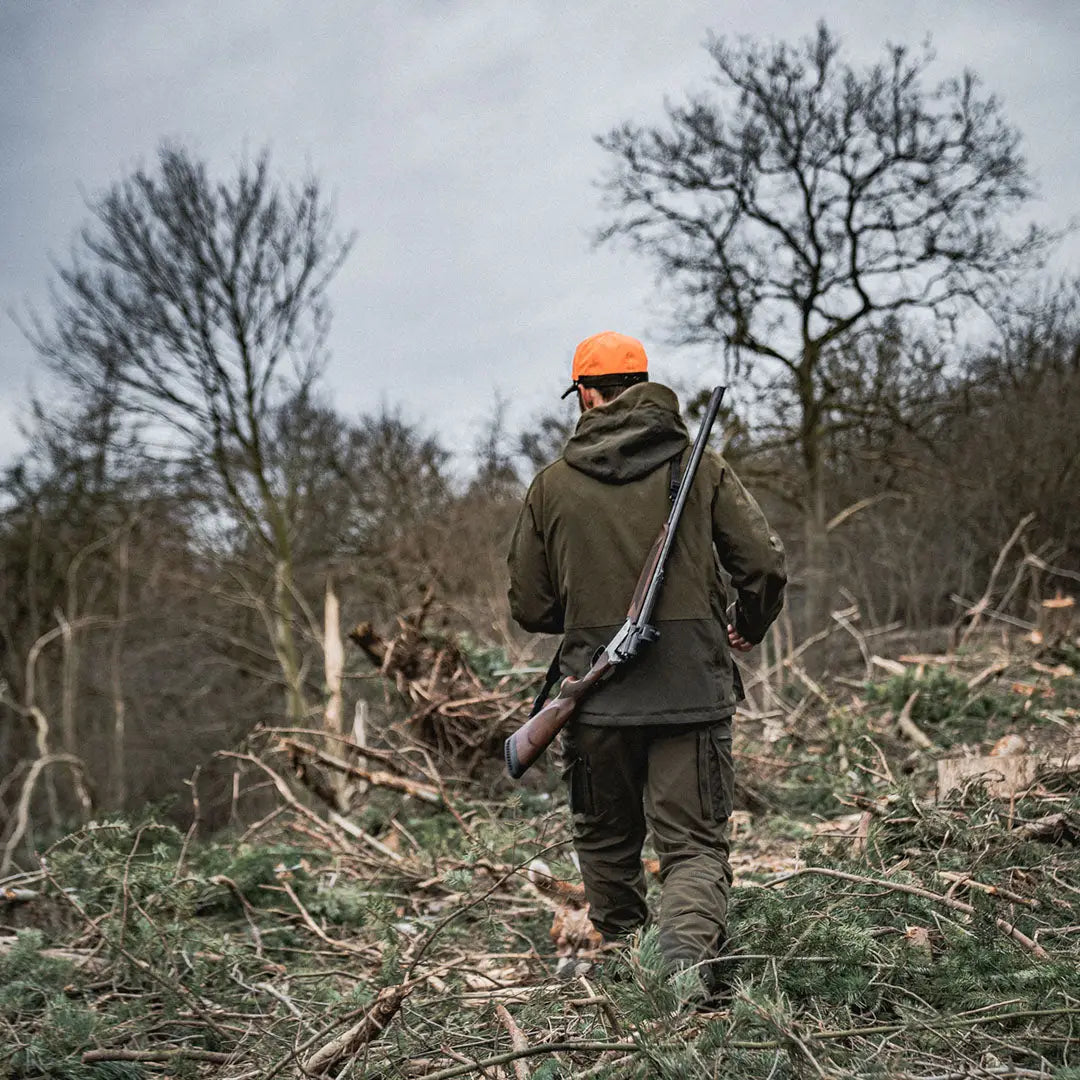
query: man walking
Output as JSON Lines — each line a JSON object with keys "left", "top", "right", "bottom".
{"left": 507, "top": 331, "right": 786, "bottom": 996}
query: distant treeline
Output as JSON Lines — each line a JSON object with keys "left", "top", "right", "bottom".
{"left": 2, "top": 284, "right": 1077, "bottom": 834}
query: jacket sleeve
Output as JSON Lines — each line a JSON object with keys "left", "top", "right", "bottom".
{"left": 507, "top": 477, "right": 565, "bottom": 634}
{"left": 710, "top": 456, "right": 787, "bottom": 645}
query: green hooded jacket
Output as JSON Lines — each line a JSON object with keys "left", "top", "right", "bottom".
{"left": 507, "top": 382, "right": 786, "bottom": 726}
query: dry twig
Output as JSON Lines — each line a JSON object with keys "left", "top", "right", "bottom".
{"left": 304, "top": 983, "right": 412, "bottom": 1075}
{"left": 82, "top": 1047, "right": 233, "bottom": 1064}
{"left": 495, "top": 1003, "right": 532, "bottom": 1079}
{"left": 895, "top": 691, "right": 933, "bottom": 750}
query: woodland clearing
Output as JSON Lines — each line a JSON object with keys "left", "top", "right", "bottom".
{"left": 2, "top": 617, "right": 1079, "bottom": 1080}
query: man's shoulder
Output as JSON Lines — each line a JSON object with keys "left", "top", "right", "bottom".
{"left": 524, "top": 457, "right": 574, "bottom": 497}
{"left": 703, "top": 448, "right": 729, "bottom": 477}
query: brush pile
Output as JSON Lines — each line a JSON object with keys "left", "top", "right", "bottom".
{"left": 348, "top": 598, "right": 533, "bottom": 773}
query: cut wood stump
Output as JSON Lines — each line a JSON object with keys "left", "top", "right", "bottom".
{"left": 937, "top": 750, "right": 1080, "bottom": 800}
{"left": 1037, "top": 593, "right": 1075, "bottom": 647}
{"left": 937, "top": 754, "right": 1038, "bottom": 799}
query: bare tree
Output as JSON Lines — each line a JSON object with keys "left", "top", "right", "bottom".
{"left": 517, "top": 407, "right": 575, "bottom": 474}
{"left": 27, "top": 145, "right": 352, "bottom": 719}
{"left": 597, "top": 23, "right": 1054, "bottom": 632}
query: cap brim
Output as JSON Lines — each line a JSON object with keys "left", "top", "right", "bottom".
{"left": 560, "top": 383, "right": 578, "bottom": 399}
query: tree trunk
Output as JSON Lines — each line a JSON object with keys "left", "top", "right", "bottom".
{"left": 59, "top": 613, "right": 77, "bottom": 758}
{"left": 803, "top": 469, "right": 830, "bottom": 639}
{"left": 799, "top": 360, "right": 831, "bottom": 645}
{"left": 322, "top": 577, "right": 351, "bottom": 810}
{"left": 260, "top": 487, "right": 309, "bottom": 724}
{"left": 273, "top": 558, "right": 307, "bottom": 722}
{"left": 25, "top": 630, "right": 61, "bottom": 829}
{"left": 109, "top": 527, "right": 130, "bottom": 811}
{"left": 323, "top": 577, "right": 345, "bottom": 735}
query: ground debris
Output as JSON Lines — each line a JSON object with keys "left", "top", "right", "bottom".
{"left": 1, "top": 636, "right": 1078, "bottom": 1079}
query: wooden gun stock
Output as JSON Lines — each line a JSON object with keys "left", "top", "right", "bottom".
{"left": 503, "top": 656, "right": 612, "bottom": 779}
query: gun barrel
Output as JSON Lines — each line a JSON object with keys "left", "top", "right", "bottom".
{"left": 635, "top": 386, "right": 725, "bottom": 630}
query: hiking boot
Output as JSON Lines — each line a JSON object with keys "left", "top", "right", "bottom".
{"left": 552, "top": 955, "right": 595, "bottom": 980}
{"left": 665, "top": 945, "right": 740, "bottom": 1012}
{"left": 665, "top": 959, "right": 713, "bottom": 1009}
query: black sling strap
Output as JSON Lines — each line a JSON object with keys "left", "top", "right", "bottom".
{"left": 528, "top": 449, "right": 685, "bottom": 720}
{"left": 529, "top": 644, "right": 563, "bottom": 718}
{"left": 668, "top": 451, "right": 682, "bottom": 503}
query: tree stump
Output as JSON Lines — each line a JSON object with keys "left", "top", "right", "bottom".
{"left": 936, "top": 753, "right": 1038, "bottom": 800}
{"left": 1038, "top": 594, "right": 1075, "bottom": 647}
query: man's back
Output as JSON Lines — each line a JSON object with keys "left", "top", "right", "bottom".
{"left": 509, "top": 381, "right": 786, "bottom": 726}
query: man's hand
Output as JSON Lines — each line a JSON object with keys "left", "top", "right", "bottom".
{"left": 727, "top": 624, "right": 753, "bottom": 652}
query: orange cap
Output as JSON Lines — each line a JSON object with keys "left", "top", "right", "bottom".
{"left": 562, "top": 331, "right": 649, "bottom": 398}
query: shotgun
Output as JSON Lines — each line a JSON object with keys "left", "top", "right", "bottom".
{"left": 503, "top": 385, "right": 726, "bottom": 779}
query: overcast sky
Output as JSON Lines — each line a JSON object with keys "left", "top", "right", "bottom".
{"left": 2, "top": 0, "right": 1078, "bottom": 471}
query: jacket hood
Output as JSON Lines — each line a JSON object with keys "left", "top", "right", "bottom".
{"left": 563, "top": 382, "right": 689, "bottom": 483}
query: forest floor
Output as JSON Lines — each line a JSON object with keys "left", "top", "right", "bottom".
{"left": 2, "top": 629, "right": 1079, "bottom": 1079}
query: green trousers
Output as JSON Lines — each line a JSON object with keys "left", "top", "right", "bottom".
{"left": 561, "top": 719, "right": 734, "bottom": 969}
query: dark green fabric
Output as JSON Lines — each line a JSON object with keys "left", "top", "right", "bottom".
{"left": 562, "top": 719, "right": 734, "bottom": 969}
{"left": 508, "top": 381, "right": 786, "bottom": 725}
{"left": 563, "top": 383, "right": 688, "bottom": 483}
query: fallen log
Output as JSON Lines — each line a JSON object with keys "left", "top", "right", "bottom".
{"left": 278, "top": 737, "right": 443, "bottom": 805}
{"left": 1, "top": 887, "right": 39, "bottom": 904}
{"left": 0, "top": 935, "right": 107, "bottom": 973}
{"left": 1012, "top": 813, "right": 1078, "bottom": 845}
{"left": 937, "top": 752, "right": 1080, "bottom": 801}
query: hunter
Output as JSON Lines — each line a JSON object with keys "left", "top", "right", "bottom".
{"left": 507, "top": 331, "right": 787, "bottom": 997}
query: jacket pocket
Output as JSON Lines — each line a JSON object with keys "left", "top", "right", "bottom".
{"left": 732, "top": 661, "right": 745, "bottom": 701}
{"left": 698, "top": 724, "right": 735, "bottom": 822}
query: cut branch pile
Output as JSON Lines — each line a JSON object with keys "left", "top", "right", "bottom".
{"left": 349, "top": 600, "right": 532, "bottom": 773}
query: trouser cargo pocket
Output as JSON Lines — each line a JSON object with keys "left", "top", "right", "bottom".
{"left": 562, "top": 734, "right": 596, "bottom": 817}
{"left": 697, "top": 724, "right": 734, "bottom": 822}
